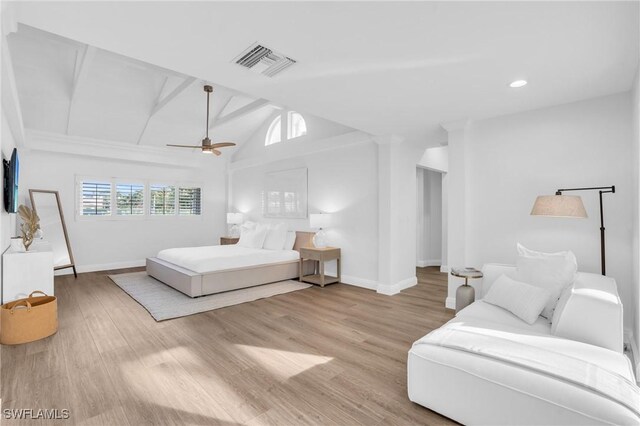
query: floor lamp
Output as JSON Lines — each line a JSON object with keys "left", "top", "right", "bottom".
{"left": 530, "top": 186, "right": 615, "bottom": 276}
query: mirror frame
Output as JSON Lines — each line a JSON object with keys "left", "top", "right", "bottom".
{"left": 29, "top": 189, "right": 77, "bottom": 278}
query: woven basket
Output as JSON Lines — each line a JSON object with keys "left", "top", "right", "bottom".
{"left": 1, "top": 291, "right": 58, "bottom": 345}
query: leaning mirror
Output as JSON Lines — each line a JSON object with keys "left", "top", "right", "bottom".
{"left": 29, "top": 189, "right": 77, "bottom": 277}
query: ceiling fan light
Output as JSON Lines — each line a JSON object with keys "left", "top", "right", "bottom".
{"left": 202, "top": 149, "right": 213, "bottom": 155}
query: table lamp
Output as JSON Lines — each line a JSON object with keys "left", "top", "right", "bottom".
{"left": 226, "top": 212, "right": 243, "bottom": 237}
{"left": 310, "top": 213, "right": 331, "bottom": 248}
{"left": 530, "top": 185, "right": 614, "bottom": 275}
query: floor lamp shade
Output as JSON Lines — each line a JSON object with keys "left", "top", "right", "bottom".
{"left": 530, "top": 195, "right": 588, "bottom": 218}
{"left": 530, "top": 185, "right": 614, "bottom": 276}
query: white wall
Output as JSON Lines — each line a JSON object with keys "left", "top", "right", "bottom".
{"left": 452, "top": 93, "right": 634, "bottom": 328}
{"left": 631, "top": 64, "right": 639, "bottom": 369}
{"left": 230, "top": 138, "right": 379, "bottom": 288}
{"left": 233, "top": 109, "right": 355, "bottom": 163}
{"left": 416, "top": 168, "right": 442, "bottom": 267}
{"left": 1, "top": 111, "right": 17, "bottom": 278}
{"left": 19, "top": 149, "right": 227, "bottom": 272}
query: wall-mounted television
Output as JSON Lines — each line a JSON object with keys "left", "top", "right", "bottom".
{"left": 3, "top": 148, "right": 19, "bottom": 213}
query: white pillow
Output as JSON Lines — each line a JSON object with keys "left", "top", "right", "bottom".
{"left": 238, "top": 223, "right": 268, "bottom": 248}
{"left": 550, "top": 285, "right": 573, "bottom": 334}
{"left": 484, "top": 274, "right": 551, "bottom": 325}
{"left": 515, "top": 243, "right": 577, "bottom": 320}
{"left": 263, "top": 223, "right": 288, "bottom": 250}
{"left": 284, "top": 231, "right": 296, "bottom": 250}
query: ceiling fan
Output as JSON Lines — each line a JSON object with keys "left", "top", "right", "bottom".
{"left": 167, "top": 84, "right": 236, "bottom": 156}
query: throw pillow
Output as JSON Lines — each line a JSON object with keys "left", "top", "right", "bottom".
{"left": 515, "top": 243, "right": 577, "bottom": 319}
{"left": 484, "top": 274, "right": 551, "bottom": 325}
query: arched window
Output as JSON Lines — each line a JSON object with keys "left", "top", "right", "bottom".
{"left": 265, "top": 115, "right": 282, "bottom": 145}
{"left": 265, "top": 111, "right": 307, "bottom": 146}
{"left": 288, "top": 111, "right": 307, "bottom": 139}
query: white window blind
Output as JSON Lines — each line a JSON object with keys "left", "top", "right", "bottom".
{"left": 178, "top": 187, "right": 202, "bottom": 216}
{"left": 80, "top": 181, "right": 111, "bottom": 216}
{"left": 116, "top": 183, "right": 144, "bottom": 216}
{"left": 150, "top": 185, "right": 176, "bottom": 215}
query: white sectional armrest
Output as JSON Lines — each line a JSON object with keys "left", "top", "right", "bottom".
{"left": 552, "top": 272, "right": 623, "bottom": 353}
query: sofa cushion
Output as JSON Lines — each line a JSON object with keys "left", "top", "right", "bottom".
{"left": 515, "top": 243, "right": 577, "bottom": 319}
{"left": 456, "top": 300, "right": 552, "bottom": 335}
{"left": 484, "top": 275, "right": 551, "bottom": 325}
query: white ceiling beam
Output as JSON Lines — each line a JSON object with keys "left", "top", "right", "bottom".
{"left": 136, "top": 77, "right": 168, "bottom": 145}
{"left": 66, "top": 45, "right": 97, "bottom": 134}
{"left": 150, "top": 76, "right": 196, "bottom": 116}
{"left": 213, "top": 98, "right": 270, "bottom": 128}
{"left": 136, "top": 76, "right": 196, "bottom": 145}
{"left": 208, "top": 94, "right": 234, "bottom": 128}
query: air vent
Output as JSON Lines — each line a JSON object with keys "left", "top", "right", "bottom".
{"left": 233, "top": 42, "right": 296, "bottom": 77}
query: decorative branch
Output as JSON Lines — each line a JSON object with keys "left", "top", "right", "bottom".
{"left": 17, "top": 205, "right": 40, "bottom": 251}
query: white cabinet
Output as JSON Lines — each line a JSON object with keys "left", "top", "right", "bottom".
{"left": 2, "top": 241, "right": 54, "bottom": 304}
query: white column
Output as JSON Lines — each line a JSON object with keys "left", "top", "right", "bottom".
{"left": 375, "top": 135, "right": 418, "bottom": 295}
{"left": 441, "top": 120, "right": 469, "bottom": 308}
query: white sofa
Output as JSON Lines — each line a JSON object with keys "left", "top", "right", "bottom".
{"left": 408, "top": 264, "right": 639, "bottom": 425}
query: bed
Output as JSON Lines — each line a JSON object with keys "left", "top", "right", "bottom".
{"left": 146, "top": 231, "right": 316, "bottom": 297}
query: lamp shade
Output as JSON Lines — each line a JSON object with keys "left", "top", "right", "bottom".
{"left": 226, "top": 212, "right": 244, "bottom": 224}
{"left": 530, "top": 195, "right": 588, "bottom": 218}
{"left": 309, "top": 213, "right": 331, "bottom": 229}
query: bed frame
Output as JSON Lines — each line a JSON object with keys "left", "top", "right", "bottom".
{"left": 146, "top": 231, "right": 316, "bottom": 297}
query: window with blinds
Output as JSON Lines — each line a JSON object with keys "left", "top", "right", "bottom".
{"left": 178, "top": 187, "right": 202, "bottom": 216}
{"left": 150, "top": 185, "right": 176, "bottom": 215}
{"left": 80, "top": 181, "right": 112, "bottom": 216}
{"left": 116, "top": 183, "right": 144, "bottom": 216}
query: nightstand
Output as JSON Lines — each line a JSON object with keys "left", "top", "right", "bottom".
{"left": 220, "top": 237, "right": 239, "bottom": 245}
{"left": 299, "top": 247, "right": 341, "bottom": 287}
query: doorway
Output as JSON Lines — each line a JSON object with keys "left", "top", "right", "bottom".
{"left": 416, "top": 167, "right": 446, "bottom": 270}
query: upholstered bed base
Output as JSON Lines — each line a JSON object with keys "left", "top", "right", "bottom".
{"left": 146, "top": 257, "right": 314, "bottom": 297}
{"left": 147, "top": 231, "right": 317, "bottom": 297}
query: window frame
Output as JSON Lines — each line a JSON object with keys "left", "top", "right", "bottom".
{"left": 265, "top": 114, "right": 282, "bottom": 146}
{"left": 75, "top": 176, "right": 203, "bottom": 221}
{"left": 287, "top": 111, "right": 307, "bottom": 140}
{"left": 264, "top": 110, "right": 307, "bottom": 146}
{"left": 115, "top": 181, "right": 146, "bottom": 218}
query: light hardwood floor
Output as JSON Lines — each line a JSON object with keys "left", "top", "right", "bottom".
{"left": 2, "top": 267, "right": 456, "bottom": 425}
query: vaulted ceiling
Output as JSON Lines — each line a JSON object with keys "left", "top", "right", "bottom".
{"left": 7, "top": 25, "right": 280, "bottom": 152}
{"left": 8, "top": 1, "right": 639, "bottom": 142}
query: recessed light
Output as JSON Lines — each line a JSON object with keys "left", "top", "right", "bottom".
{"left": 509, "top": 80, "right": 527, "bottom": 88}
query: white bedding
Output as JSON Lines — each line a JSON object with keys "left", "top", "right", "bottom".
{"left": 156, "top": 245, "right": 300, "bottom": 274}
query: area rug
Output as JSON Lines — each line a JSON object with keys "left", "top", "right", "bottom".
{"left": 108, "top": 272, "right": 311, "bottom": 321}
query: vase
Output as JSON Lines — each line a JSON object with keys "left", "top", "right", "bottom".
{"left": 10, "top": 237, "right": 25, "bottom": 252}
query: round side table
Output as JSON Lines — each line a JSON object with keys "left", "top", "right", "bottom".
{"left": 450, "top": 268, "right": 483, "bottom": 312}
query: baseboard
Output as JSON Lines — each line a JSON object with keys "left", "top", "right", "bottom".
{"left": 55, "top": 259, "right": 146, "bottom": 275}
{"left": 440, "top": 265, "right": 450, "bottom": 273}
{"left": 377, "top": 276, "right": 417, "bottom": 296}
{"left": 445, "top": 296, "right": 456, "bottom": 310}
{"left": 416, "top": 259, "right": 441, "bottom": 268}
{"left": 624, "top": 329, "right": 640, "bottom": 382}
{"left": 340, "top": 275, "right": 378, "bottom": 291}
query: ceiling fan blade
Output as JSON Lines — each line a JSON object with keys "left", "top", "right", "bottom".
{"left": 212, "top": 149, "right": 222, "bottom": 156}
{"left": 211, "top": 142, "right": 236, "bottom": 149}
{"left": 167, "top": 144, "right": 202, "bottom": 148}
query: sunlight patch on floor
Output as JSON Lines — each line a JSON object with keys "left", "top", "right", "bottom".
{"left": 235, "top": 344, "right": 334, "bottom": 380}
